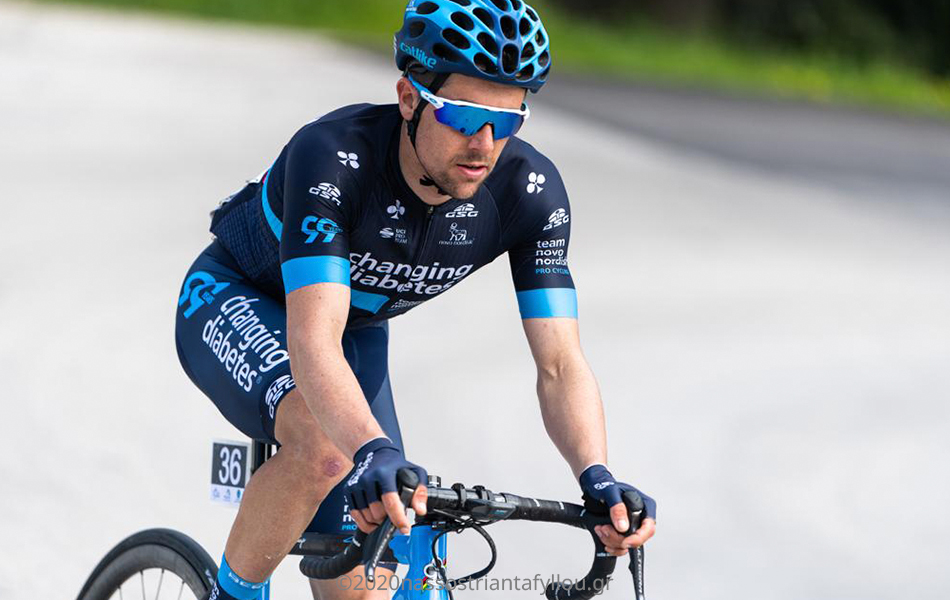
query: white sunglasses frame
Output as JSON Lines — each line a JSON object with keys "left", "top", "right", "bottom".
{"left": 408, "top": 75, "right": 531, "bottom": 121}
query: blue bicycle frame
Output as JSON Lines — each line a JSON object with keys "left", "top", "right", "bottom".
{"left": 391, "top": 525, "right": 449, "bottom": 600}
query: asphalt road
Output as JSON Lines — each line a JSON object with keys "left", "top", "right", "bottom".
{"left": 541, "top": 75, "right": 950, "bottom": 205}
{"left": 2, "top": 3, "right": 949, "bottom": 600}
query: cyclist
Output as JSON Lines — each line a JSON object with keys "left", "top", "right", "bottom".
{"left": 175, "top": 1, "right": 656, "bottom": 598}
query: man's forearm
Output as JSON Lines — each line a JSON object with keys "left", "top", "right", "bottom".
{"left": 536, "top": 354, "right": 608, "bottom": 478}
{"left": 288, "top": 339, "right": 386, "bottom": 458}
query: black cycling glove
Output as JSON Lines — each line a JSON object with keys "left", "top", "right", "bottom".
{"left": 345, "top": 437, "right": 427, "bottom": 510}
{"left": 579, "top": 464, "right": 657, "bottom": 525}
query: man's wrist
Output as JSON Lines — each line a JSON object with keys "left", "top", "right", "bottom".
{"left": 578, "top": 463, "right": 616, "bottom": 490}
{"left": 353, "top": 436, "right": 394, "bottom": 460}
{"left": 577, "top": 462, "right": 609, "bottom": 481}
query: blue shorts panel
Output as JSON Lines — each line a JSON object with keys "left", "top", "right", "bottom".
{"left": 175, "top": 242, "right": 294, "bottom": 442}
{"left": 175, "top": 241, "right": 405, "bottom": 534}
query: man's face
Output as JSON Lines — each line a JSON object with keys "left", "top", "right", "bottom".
{"left": 406, "top": 73, "right": 527, "bottom": 200}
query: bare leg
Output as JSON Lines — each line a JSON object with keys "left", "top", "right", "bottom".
{"left": 219, "top": 389, "right": 389, "bottom": 599}
{"left": 309, "top": 566, "right": 397, "bottom": 600}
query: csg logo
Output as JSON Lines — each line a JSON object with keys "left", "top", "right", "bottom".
{"left": 265, "top": 374, "right": 295, "bottom": 418}
{"left": 542, "top": 208, "right": 570, "bottom": 231}
{"left": 446, "top": 202, "right": 478, "bottom": 218}
{"left": 301, "top": 217, "right": 343, "bottom": 244}
{"left": 178, "top": 271, "right": 230, "bottom": 319}
{"left": 309, "top": 182, "right": 342, "bottom": 205}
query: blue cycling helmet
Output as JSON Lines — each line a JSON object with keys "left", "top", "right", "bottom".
{"left": 394, "top": 0, "right": 551, "bottom": 93}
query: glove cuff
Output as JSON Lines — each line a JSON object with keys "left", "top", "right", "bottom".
{"left": 353, "top": 436, "right": 395, "bottom": 461}
{"left": 578, "top": 463, "right": 613, "bottom": 487}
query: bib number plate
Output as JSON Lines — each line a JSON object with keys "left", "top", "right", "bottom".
{"left": 211, "top": 440, "right": 250, "bottom": 506}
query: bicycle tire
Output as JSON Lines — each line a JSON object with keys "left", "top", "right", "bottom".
{"left": 76, "top": 528, "right": 217, "bottom": 600}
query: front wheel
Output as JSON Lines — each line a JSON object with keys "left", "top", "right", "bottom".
{"left": 77, "top": 528, "right": 217, "bottom": 600}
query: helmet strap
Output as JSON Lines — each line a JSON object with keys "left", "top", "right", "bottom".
{"left": 405, "top": 71, "right": 451, "bottom": 196}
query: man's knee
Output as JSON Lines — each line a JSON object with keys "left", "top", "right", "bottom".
{"left": 274, "top": 390, "right": 351, "bottom": 484}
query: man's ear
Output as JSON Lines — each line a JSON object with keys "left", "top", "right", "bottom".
{"left": 396, "top": 77, "right": 418, "bottom": 121}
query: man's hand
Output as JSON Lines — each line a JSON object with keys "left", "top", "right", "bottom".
{"left": 344, "top": 437, "right": 428, "bottom": 535}
{"left": 579, "top": 464, "right": 657, "bottom": 557}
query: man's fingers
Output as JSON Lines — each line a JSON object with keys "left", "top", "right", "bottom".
{"left": 609, "top": 501, "right": 631, "bottom": 533}
{"left": 596, "top": 524, "right": 625, "bottom": 544}
{"left": 367, "top": 500, "right": 388, "bottom": 525}
{"left": 411, "top": 484, "right": 428, "bottom": 516}
{"left": 380, "top": 492, "right": 411, "bottom": 534}
{"left": 596, "top": 518, "right": 656, "bottom": 549}
{"left": 630, "top": 518, "right": 656, "bottom": 547}
{"left": 622, "top": 517, "right": 656, "bottom": 548}
{"left": 351, "top": 509, "right": 376, "bottom": 534}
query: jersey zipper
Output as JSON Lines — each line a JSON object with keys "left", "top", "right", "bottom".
{"left": 413, "top": 204, "right": 436, "bottom": 265}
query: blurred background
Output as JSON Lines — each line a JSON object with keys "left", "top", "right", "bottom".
{"left": 28, "top": 0, "right": 950, "bottom": 113}
{"left": 1, "top": 1, "right": 949, "bottom": 600}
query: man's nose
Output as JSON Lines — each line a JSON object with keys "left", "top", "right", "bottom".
{"left": 468, "top": 123, "right": 495, "bottom": 153}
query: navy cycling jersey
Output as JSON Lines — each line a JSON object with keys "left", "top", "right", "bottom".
{"left": 210, "top": 103, "right": 576, "bottom": 327}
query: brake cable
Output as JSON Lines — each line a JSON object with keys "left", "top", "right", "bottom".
{"left": 427, "top": 509, "right": 499, "bottom": 598}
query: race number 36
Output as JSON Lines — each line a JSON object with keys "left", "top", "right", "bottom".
{"left": 210, "top": 440, "right": 250, "bottom": 507}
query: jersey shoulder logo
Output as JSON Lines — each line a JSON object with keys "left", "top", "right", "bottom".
{"left": 543, "top": 208, "right": 570, "bottom": 231}
{"left": 310, "top": 182, "right": 342, "bottom": 205}
{"left": 301, "top": 216, "right": 342, "bottom": 244}
{"left": 527, "top": 172, "right": 546, "bottom": 194}
{"left": 337, "top": 151, "right": 360, "bottom": 169}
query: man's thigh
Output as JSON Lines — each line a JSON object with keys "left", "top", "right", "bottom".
{"left": 175, "top": 241, "right": 295, "bottom": 443}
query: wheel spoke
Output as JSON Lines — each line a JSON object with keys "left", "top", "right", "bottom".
{"left": 140, "top": 571, "right": 146, "bottom": 600}
{"left": 154, "top": 569, "right": 165, "bottom": 600}
{"left": 176, "top": 579, "right": 185, "bottom": 600}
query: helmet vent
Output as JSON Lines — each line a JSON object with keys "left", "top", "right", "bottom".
{"left": 442, "top": 28, "right": 471, "bottom": 50}
{"left": 501, "top": 43, "right": 520, "bottom": 73}
{"left": 477, "top": 31, "right": 499, "bottom": 57}
{"left": 450, "top": 11, "right": 475, "bottom": 31}
{"left": 408, "top": 21, "right": 426, "bottom": 38}
{"left": 511, "top": 0, "right": 523, "bottom": 10}
{"left": 447, "top": 0, "right": 472, "bottom": 5}
{"left": 535, "top": 30, "right": 546, "bottom": 46}
{"left": 539, "top": 66, "right": 550, "bottom": 82}
{"left": 432, "top": 42, "right": 460, "bottom": 62}
{"left": 525, "top": 6, "right": 538, "bottom": 21}
{"left": 519, "top": 17, "right": 532, "bottom": 36}
{"left": 521, "top": 42, "right": 535, "bottom": 59}
{"left": 516, "top": 64, "right": 535, "bottom": 81}
{"left": 473, "top": 7, "right": 495, "bottom": 29}
{"left": 500, "top": 15, "right": 517, "bottom": 40}
{"left": 474, "top": 52, "right": 499, "bottom": 75}
{"left": 538, "top": 50, "right": 550, "bottom": 68}
{"left": 489, "top": 0, "right": 510, "bottom": 11}
{"left": 416, "top": 2, "right": 439, "bottom": 15}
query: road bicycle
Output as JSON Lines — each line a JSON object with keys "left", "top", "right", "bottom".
{"left": 76, "top": 441, "right": 646, "bottom": 600}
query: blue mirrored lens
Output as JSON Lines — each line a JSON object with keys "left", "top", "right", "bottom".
{"left": 433, "top": 103, "right": 524, "bottom": 140}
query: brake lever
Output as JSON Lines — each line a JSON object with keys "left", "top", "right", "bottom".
{"left": 363, "top": 468, "right": 420, "bottom": 583}
{"left": 621, "top": 490, "right": 646, "bottom": 600}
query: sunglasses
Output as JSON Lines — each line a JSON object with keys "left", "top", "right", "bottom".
{"left": 408, "top": 75, "right": 530, "bottom": 140}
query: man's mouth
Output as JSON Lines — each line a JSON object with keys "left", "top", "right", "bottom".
{"left": 457, "top": 163, "right": 488, "bottom": 179}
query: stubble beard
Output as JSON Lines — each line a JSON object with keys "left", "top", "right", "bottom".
{"left": 430, "top": 169, "right": 480, "bottom": 200}
{"left": 429, "top": 154, "right": 493, "bottom": 200}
